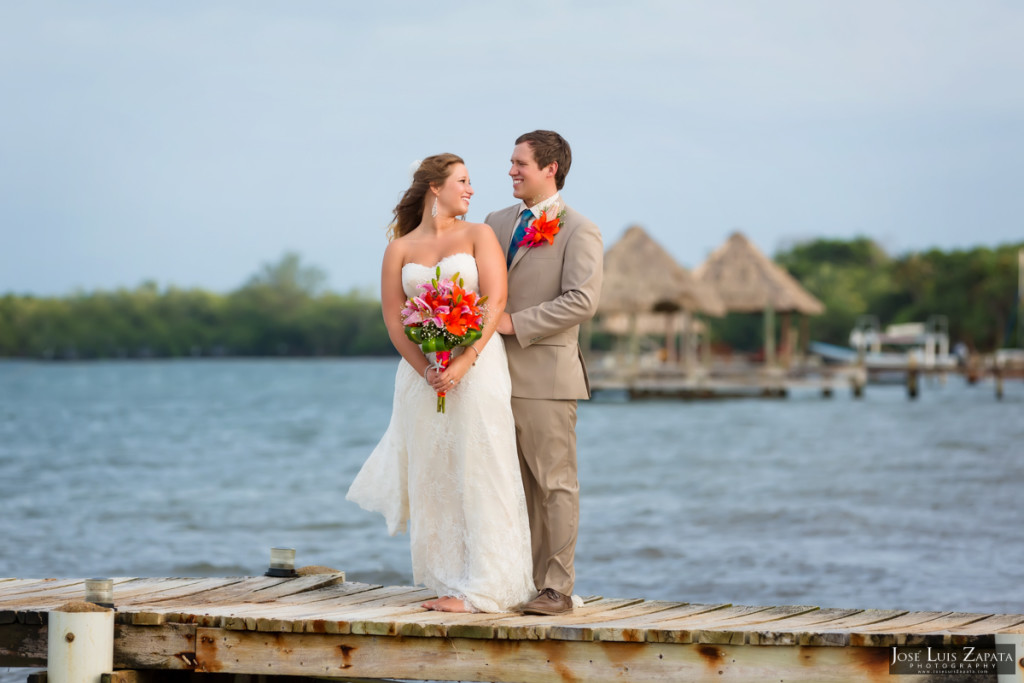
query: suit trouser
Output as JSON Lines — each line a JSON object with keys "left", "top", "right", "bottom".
{"left": 510, "top": 396, "right": 578, "bottom": 597}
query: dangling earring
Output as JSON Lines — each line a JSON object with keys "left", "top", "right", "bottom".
{"left": 431, "top": 198, "right": 438, "bottom": 218}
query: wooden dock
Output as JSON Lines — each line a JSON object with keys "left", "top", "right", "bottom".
{"left": 590, "top": 362, "right": 1020, "bottom": 401}
{"left": 3, "top": 574, "right": 1024, "bottom": 682}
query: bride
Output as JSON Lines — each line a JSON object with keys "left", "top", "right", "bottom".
{"left": 346, "top": 154, "right": 535, "bottom": 613}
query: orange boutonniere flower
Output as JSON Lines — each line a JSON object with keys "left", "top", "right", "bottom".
{"left": 518, "top": 209, "right": 566, "bottom": 248}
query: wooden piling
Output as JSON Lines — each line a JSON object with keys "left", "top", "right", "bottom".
{"left": 851, "top": 367, "right": 866, "bottom": 398}
{"left": 906, "top": 356, "right": 919, "bottom": 400}
{"left": 821, "top": 372, "right": 833, "bottom": 399}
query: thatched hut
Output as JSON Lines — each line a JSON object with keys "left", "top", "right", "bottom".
{"left": 599, "top": 225, "right": 724, "bottom": 369}
{"left": 693, "top": 231, "right": 824, "bottom": 365}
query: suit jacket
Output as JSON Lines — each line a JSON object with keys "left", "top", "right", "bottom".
{"left": 486, "top": 200, "right": 603, "bottom": 400}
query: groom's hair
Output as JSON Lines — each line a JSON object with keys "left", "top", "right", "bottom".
{"left": 516, "top": 130, "right": 571, "bottom": 190}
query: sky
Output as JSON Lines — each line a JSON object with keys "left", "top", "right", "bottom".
{"left": 1, "top": 1, "right": 1022, "bottom": 297}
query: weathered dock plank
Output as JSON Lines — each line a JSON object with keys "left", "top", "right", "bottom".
{"left": 395, "top": 596, "right": 645, "bottom": 641}
{"left": 113, "top": 578, "right": 240, "bottom": 602}
{"left": 0, "top": 619, "right": 47, "bottom": 667}
{"left": 113, "top": 623, "right": 197, "bottom": 671}
{"left": 231, "top": 573, "right": 347, "bottom": 601}
{"left": 545, "top": 599, "right": 688, "bottom": 641}
{"left": 220, "top": 584, "right": 428, "bottom": 634}
{"left": 262, "top": 587, "right": 433, "bottom": 635}
{"left": 120, "top": 579, "right": 252, "bottom": 625}
{"left": 946, "top": 613, "right": 1024, "bottom": 634}
{"left": 845, "top": 611, "right": 968, "bottom": 647}
{"left": 743, "top": 608, "right": 866, "bottom": 645}
{"left": 797, "top": 609, "right": 911, "bottom": 646}
{"left": 121, "top": 575, "right": 347, "bottom": 628}
{"left": 582, "top": 603, "right": 734, "bottom": 643}
{"left": 646, "top": 603, "right": 787, "bottom": 644}
{"left": 678, "top": 605, "right": 823, "bottom": 645}
{"left": 0, "top": 578, "right": 108, "bottom": 606}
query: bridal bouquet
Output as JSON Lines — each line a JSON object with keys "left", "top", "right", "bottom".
{"left": 401, "top": 267, "right": 487, "bottom": 413}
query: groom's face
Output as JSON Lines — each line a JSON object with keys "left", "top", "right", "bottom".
{"left": 509, "top": 142, "right": 556, "bottom": 205}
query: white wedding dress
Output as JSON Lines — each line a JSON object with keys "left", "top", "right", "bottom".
{"left": 346, "top": 252, "right": 536, "bottom": 613}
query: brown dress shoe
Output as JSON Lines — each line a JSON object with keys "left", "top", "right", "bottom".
{"left": 521, "top": 588, "right": 572, "bottom": 615}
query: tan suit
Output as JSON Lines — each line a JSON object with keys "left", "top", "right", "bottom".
{"left": 486, "top": 200, "right": 603, "bottom": 596}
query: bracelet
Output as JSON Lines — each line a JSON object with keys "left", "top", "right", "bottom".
{"left": 423, "top": 366, "right": 433, "bottom": 382}
{"left": 468, "top": 344, "right": 480, "bottom": 364}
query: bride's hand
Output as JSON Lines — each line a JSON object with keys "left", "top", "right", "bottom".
{"left": 425, "top": 366, "right": 449, "bottom": 393}
{"left": 435, "top": 354, "right": 472, "bottom": 391}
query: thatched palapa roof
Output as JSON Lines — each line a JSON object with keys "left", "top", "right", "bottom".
{"left": 693, "top": 232, "right": 824, "bottom": 315}
{"left": 600, "top": 226, "right": 726, "bottom": 317}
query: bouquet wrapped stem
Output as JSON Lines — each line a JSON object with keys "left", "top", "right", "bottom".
{"left": 426, "top": 350, "right": 451, "bottom": 412}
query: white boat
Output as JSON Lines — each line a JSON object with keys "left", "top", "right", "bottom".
{"left": 810, "top": 316, "right": 959, "bottom": 381}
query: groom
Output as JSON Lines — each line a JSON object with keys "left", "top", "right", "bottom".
{"left": 487, "top": 130, "right": 603, "bottom": 615}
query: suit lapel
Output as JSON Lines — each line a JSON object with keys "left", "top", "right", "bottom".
{"left": 509, "top": 233, "right": 529, "bottom": 271}
{"left": 496, "top": 206, "right": 518, "bottom": 260}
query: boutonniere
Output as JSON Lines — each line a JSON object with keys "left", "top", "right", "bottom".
{"left": 518, "top": 208, "right": 567, "bottom": 248}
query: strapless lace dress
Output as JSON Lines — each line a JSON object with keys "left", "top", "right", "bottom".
{"left": 346, "top": 252, "right": 535, "bottom": 613}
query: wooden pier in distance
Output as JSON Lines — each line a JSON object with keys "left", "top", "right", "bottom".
{"left": 4, "top": 574, "right": 1024, "bottom": 682}
{"left": 590, "top": 362, "right": 1020, "bottom": 401}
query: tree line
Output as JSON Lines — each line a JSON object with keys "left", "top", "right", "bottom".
{"left": 0, "top": 254, "right": 391, "bottom": 360}
{"left": 1, "top": 241, "right": 1021, "bottom": 360}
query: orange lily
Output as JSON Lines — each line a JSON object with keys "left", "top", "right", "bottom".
{"left": 518, "top": 210, "right": 563, "bottom": 248}
{"left": 439, "top": 305, "right": 477, "bottom": 337}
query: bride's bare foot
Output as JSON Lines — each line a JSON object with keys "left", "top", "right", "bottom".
{"left": 424, "top": 596, "right": 473, "bottom": 613}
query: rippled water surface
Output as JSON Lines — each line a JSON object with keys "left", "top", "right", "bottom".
{"left": 2, "top": 358, "right": 1023, "bottom": 677}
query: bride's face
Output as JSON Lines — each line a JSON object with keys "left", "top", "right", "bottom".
{"left": 434, "top": 163, "right": 473, "bottom": 217}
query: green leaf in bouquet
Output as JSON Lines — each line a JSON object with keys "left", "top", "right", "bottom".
{"left": 459, "top": 328, "right": 482, "bottom": 347}
{"left": 421, "top": 335, "right": 445, "bottom": 353}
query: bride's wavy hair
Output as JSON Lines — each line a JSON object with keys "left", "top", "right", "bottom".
{"left": 389, "top": 153, "right": 465, "bottom": 240}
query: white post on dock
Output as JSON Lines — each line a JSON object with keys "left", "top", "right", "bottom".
{"left": 47, "top": 603, "right": 114, "bottom": 683}
{"left": 923, "top": 331, "right": 936, "bottom": 369}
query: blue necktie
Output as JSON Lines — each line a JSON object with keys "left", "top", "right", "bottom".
{"left": 506, "top": 210, "right": 533, "bottom": 268}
